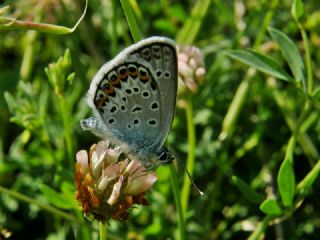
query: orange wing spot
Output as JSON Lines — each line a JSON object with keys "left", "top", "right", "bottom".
{"left": 110, "top": 76, "right": 121, "bottom": 85}
{"left": 97, "top": 96, "right": 108, "bottom": 108}
{"left": 128, "top": 68, "right": 138, "bottom": 77}
{"left": 139, "top": 72, "right": 149, "bottom": 82}
{"left": 103, "top": 85, "right": 115, "bottom": 95}
{"left": 119, "top": 71, "right": 128, "bottom": 80}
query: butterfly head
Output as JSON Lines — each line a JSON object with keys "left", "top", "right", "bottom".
{"left": 157, "top": 146, "right": 175, "bottom": 164}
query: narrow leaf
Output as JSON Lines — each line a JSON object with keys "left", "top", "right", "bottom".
{"left": 269, "top": 27, "right": 305, "bottom": 85}
{"left": 277, "top": 137, "right": 296, "bottom": 207}
{"left": 226, "top": 50, "right": 292, "bottom": 81}
{"left": 292, "top": 0, "right": 304, "bottom": 22}
{"left": 260, "top": 199, "right": 282, "bottom": 215}
{"left": 232, "top": 176, "right": 264, "bottom": 204}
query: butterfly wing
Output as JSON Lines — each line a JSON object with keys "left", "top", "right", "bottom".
{"left": 82, "top": 37, "right": 177, "bottom": 156}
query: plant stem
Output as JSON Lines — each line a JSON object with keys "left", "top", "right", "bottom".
{"left": 99, "top": 222, "right": 107, "bottom": 240}
{"left": 248, "top": 215, "right": 273, "bottom": 240}
{"left": 59, "top": 96, "right": 74, "bottom": 167}
{"left": 297, "top": 159, "right": 320, "bottom": 193}
{"left": 181, "top": 96, "right": 195, "bottom": 220}
{"left": 170, "top": 164, "right": 186, "bottom": 240}
{"left": 0, "top": 185, "right": 79, "bottom": 222}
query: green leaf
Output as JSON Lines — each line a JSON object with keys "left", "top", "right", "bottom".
{"left": 231, "top": 176, "right": 264, "bottom": 204}
{"left": 268, "top": 27, "right": 305, "bottom": 85}
{"left": 260, "top": 199, "right": 283, "bottom": 215}
{"left": 225, "top": 50, "right": 292, "bottom": 81}
{"left": 278, "top": 137, "right": 296, "bottom": 207}
{"left": 292, "top": 0, "right": 304, "bottom": 22}
{"left": 39, "top": 184, "right": 77, "bottom": 210}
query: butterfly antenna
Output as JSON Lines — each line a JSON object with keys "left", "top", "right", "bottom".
{"left": 176, "top": 159, "right": 204, "bottom": 196}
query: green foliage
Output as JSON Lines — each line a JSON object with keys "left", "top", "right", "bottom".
{"left": 268, "top": 27, "right": 305, "bottom": 86}
{"left": 1, "top": 0, "right": 320, "bottom": 239}
{"left": 260, "top": 199, "right": 283, "bottom": 216}
{"left": 232, "top": 176, "right": 264, "bottom": 204}
{"left": 278, "top": 137, "right": 296, "bottom": 208}
{"left": 225, "top": 49, "right": 292, "bottom": 81}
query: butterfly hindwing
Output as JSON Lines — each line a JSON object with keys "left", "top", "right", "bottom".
{"left": 83, "top": 37, "right": 177, "bottom": 159}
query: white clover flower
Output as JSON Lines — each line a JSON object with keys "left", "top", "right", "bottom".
{"left": 75, "top": 141, "right": 157, "bottom": 222}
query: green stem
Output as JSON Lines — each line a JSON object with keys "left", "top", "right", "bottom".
{"left": 58, "top": 96, "right": 74, "bottom": 167}
{"left": 119, "top": 0, "right": 142, "bottom": 42}
{"left": 181, "top": 96, "right": 195, "bottom": 220}
{"left": 0, "top": 0, "right": 87, "bottom": 34}
{"left": 99, "top": 222, "right": 107, "bottom": 240}
{"left": 20, "top": 30, "right": 37, "bottom": 82}
{"left": 297, "top": 159, "right": 320, "bottom": 193}
{"left": 248, "top": 216, "right": 273, "bottom": 240}
{"left": 0, "top": 185, "right": 79, "bottom": 222}
{"left": 170, "top": 164, "right": 186, "bottom": 240}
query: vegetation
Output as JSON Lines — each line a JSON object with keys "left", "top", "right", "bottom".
{"left": 0, "top": 0, "right": 319, "bottom": 239}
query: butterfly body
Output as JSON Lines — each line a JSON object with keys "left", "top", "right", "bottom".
{"left": 81, "top": 37, "right": 177, "bottom": 168}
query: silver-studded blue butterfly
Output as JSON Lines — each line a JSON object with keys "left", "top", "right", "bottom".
{"left": 81, "top": 36, "right": 177, "bottom": 168}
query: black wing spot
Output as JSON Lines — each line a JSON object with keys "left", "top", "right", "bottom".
{"left": 133, "top": 87, "right": 139, "bottom": 93}
{"left": 142, "top": 91, "right": 149, "bottom": 98}
{"left": 118, "top": 66, "right": 127, "bottom": 75}
{"left": 109, "top": 73, "right": 117, "bottom": 81}
{"left": 133, "top": 118, "right": 139, "bottom": 125}
{"left": 122, "top": 97, "right": 127, "bottom": 102}
{"left": 148, "top": 119, "right": 157, "bottom": 126}
{"left": 151, "top": 82, "right": 157, "bottom": 91}
{"left": 132, "top": 106, "right": 142, "bottom": 113}
{"left": 109, "top": 118, "right": 115, "bottom": 124}
{"left": 110, "top": 106, "right": 117, "bottom": 113}
{"left": 120, "top": 105, "right": 126, "bottom": 111}
{"left": 156, "top": 70, "right": 162, "bottom": 77}
{"left": 151, "top": 102, "right": 159, "bottom": 110}
{"left": 142, "top": 48, "right": 151, "bottom": 61}
{"left": 139, "top": 68, "right": 147, "bottom": 76}
{"left": 125, "top": 89, "right": 132, "bottom": 95}
{"left": 127, "top": 124, "right": 132, "bottom": 129}
{"left": 152, "top": 45, "right": 161, "bottom": 59}
{"left": 164, "top": 71, "right": 170, "bottom": 78}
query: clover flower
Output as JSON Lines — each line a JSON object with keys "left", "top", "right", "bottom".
{"left": 75, "top": 141, "right": 157, "bottom": 222}
{"left": 177, "top": 45, "right": 206, "bottom": 94}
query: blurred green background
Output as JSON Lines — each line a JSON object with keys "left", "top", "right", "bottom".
{"left": 0, "top": 0, "right": 320, "bottom": 239}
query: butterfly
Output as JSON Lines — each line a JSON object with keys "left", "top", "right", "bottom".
{"left": 81, "top": 36, "right": 178, "bottom": 168}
